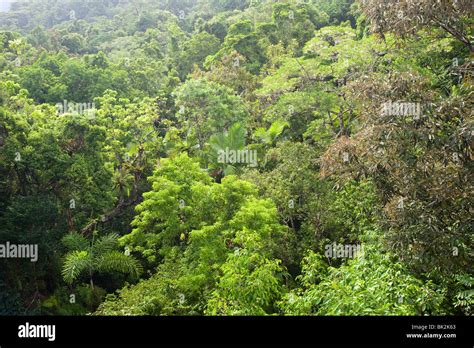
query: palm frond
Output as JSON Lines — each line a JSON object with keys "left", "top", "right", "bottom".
{"left": 61, "top": 232, "right": 89, "bottom": 252}
{"left": 92, "top": 233, "right": 120, "bottom": 256}
{"left": 62, "top": 250, "right": 92, "bottom": 284}
{"left": 96, "top": 251, "right": 143, "bottom": 279}
{"left": 267, "top": 119, "right": 289, "bottom": 143}
{"left": 209, "top": 122, "right": 246, "bottom": 153}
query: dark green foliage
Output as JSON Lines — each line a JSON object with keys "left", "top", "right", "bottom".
{"left": 0, "top": 0, "right": 471, "bottom": 317}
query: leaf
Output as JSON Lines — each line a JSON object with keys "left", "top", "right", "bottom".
{"left": 92, "top": 233, "right": 120, "bottom": 256}
{"left": 96, "top": 251, "right": 143, "bottom": 279}
{"left": 62, "top": 250, "right": 92, "bottom": 284}
{"left": 61, "top": 233, "right": 89, "bottom": 252}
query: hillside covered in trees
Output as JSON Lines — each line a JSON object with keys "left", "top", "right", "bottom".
{"left": 0, "top": 0, "right": 472, "bottom": 316}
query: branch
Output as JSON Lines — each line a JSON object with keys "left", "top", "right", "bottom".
{"left": 295, "top": 58, "right": 311, "bottom": 81}
{"left": 80, "top": 194, "right": 141, "bottom": 236}
{"left": 431, "top": 16, "right": 472, "bottom": 52}
{"left": 81, "top": 148, "right": 145, "bottom": 235}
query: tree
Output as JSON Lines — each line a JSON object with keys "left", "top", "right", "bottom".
{"left": 172, "top": 78, "right": 249, "bottom": 156}
{"left": 208, "top": 122, "right": 247, "bottom": 177}
{"left": 205, "top": 198, "right": 286, "bottom": 315}
{"left": 61, "top": 232, "right": 142, "bottom": 288}
{"left": 207, "top": 20, "right": 267, "bottom": 74}
{"left": 357, "top": 0, "right": 474, "bottom": 52}
{"left": 271, "top": 2, "right": 328, "bottom": 49}
{"left": 60, "top": 32, "right": 85, "bottom": 54}
{"left": 176, "top": 32, "right": 221, "bottom": 79}
{"left": 97, "top": 154, "right": 288, "bottom": 315}
{"left": 119, "top": 153, "right": 213, "bottom": 265}
{"left": 194, "top": 51, "right": 258, "bottom": 99}
{"left": 281, "top": 239, "right": 445, "bottom": 315}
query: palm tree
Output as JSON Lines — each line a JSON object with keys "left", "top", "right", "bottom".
{"left": 252, "top": 119, "right": 289, "bottom": 167}
{"left": 209, "top": 122, "right": 247, "bottom": 176}
{"left": 253, "top": 119, "right": 289, "bottom": 147}
{"left": 61, "top": 232, "right": 142, "bottom": 289}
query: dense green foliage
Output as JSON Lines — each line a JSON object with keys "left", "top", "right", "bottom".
{"left": 0, "top": 0, "right": 472, "bottom": 316}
